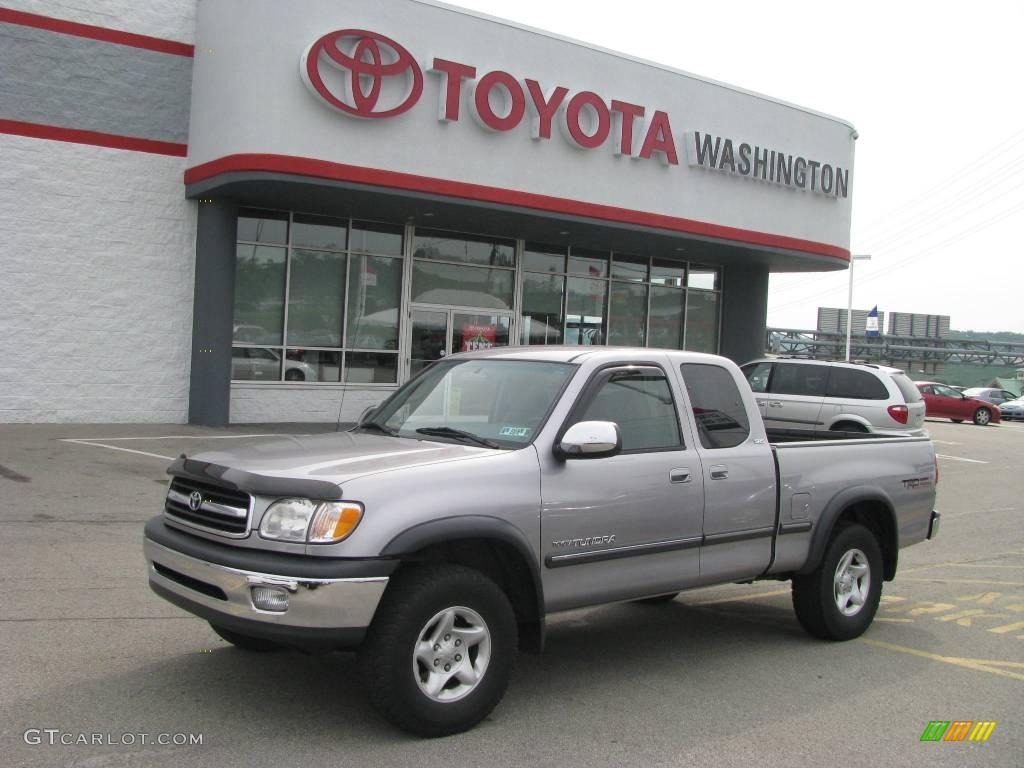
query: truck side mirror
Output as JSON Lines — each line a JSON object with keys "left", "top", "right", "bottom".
{"left": 556, "top": 421, "right": 622, "bottom": 460}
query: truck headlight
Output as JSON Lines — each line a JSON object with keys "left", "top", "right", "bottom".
{"left": 259, "top": 499, "right": 364, "bottom": 543}
{"left": 259, "top": 499, "right": 317, "bottom": 542}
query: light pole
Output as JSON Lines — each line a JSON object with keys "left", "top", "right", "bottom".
{"left": 845, "top": 254, "right": 872, "bottom": 362}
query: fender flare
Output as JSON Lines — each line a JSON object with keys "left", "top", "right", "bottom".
{"left": 797, "top": 486, "right": 898, "bottom": 579}
{"left": 380, "top": 515, "right": 546, "bottom": 627}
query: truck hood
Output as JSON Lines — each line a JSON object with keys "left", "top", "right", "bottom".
{"left": 181, "top": 431, "right": 494, "bottom": 490}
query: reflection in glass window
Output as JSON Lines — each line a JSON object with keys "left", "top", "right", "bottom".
{"left": 344, "top": 352, "right": 398, "bottom": 384}
{"left": 524, "top": 243, "right": 566, "bottom": 274}
{"left": 413, "top": 230, "right": 515, "bottom": 267}
{"left": 685, "top": 291, "right": 719, "bottom": 353}
{"left": 647, "top": 285, "right": 684, "bottom": 349}
{"left": 233, "top": 245, "right": 286, "bottom": 344}
{"left": 231, "top": 346, "right": 282, "bottom": 381}
{"left": 611, "top": 254, "right": 648, "bottom": 282}
{"left": 237, "top": 209, "right": 288, "bottom": 244}
{"left": 286, "top": 250, "right": 345, "bottom": 347}
{"left": 651, "top": 259, "right": 686, "bottom": 287}
{"left": 566, "top": 277, "right": 606, "bottom": 345}
{"left": 285, "top": 349, "right": 339, "bottom": 382}
{"left": 608, "top": 282, "right": 646, "bottom": 346}
{"left": 347, "top": 255, "right": 402, "bottom": 350}
{"left": 521, "top": 272, "right": 565, "bottom": 344}
{"left": 680, "top": 363, "right": 750, "bottom": 449}
{"left": 569, "top": 248, "right": 608, "bottom": 277}
{"left": 292, "top": 214, "right": 347, "bottom": 251}
{"left": 688, "top": 267, "right": 720, "bottom": 290}
{"left": 411, "top": 261, "right": 513, "bottom": 309}
{"left": 351, "top": 221, "right": 404, "bottom": 256}
{"left": 575, "top": 368, "right": 682, "bottom": 451}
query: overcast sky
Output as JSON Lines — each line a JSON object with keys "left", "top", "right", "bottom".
{"left": 450, "top": 0, "right": 1024, "bottom": 333}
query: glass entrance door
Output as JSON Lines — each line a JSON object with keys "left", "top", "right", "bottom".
{"left": 408, "top": 307, "right": 512, "bottom": 378}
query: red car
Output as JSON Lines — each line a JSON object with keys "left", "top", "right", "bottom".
{"left": 915, "top": 382, "right": 1001, "bottom": 426}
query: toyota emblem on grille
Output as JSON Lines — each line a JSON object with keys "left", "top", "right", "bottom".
{"left": 300, "top": 28, "right": 423, "bottom": 119}
{"left": 188, "top": 491, "right": 203, "bottom": 512}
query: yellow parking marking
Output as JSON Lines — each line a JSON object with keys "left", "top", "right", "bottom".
{"left": 988, "top": 621, "right": 1024, "bottom": 635}
{"left": 936, "top": 610, "right": 1010, "bottom": 628}
{"left": 948, "top": 564, "right": 1024, "bottom": 569}
{"left": 875, "top": 618, "right": 913, "bottom": 623}
{"left": 905, "top": 602, "right": 955, "bottom": 616}
{"left": 690, "top": 588, "right": 790, "bottom": 606}
{"left": 861, "top": 639, "right": 1024, "bottom": 682}
{"left": 957, "top": 592, "right": 1002, "bottom": 605}
{"left": 900, "top": 578, "right": 1024, "bottom": 587}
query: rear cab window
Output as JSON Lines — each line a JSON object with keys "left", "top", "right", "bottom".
{"left": 680, "top": 364, "right": 750, "bottom": 449}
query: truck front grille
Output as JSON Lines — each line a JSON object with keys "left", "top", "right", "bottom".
{"left": 165, "top": 476, "right": 252, "bottom": 537}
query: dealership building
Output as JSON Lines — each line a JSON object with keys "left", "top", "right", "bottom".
{"left": 0, "top": 0, "right": 856, "bottom": 425}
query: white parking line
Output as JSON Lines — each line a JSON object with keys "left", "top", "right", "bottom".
{"left": 59, "top": 439, "right": 173, "bottom": 461}
{"left": 935, "top": 454, "right": 988, "bottom": 464}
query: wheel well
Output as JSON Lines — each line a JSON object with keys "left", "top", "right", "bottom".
{"left": 834, "top": 501, "right": 898, "bottom": 580}
{"left": 830, "top": 420, "right": 867, "bottom": 433}
{"left": 394, "top": 537, "right": 543, "bottom": 653}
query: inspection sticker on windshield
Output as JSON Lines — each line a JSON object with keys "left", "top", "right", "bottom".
{"left": 499, "top": 426, "right": 531, "bottom": 438}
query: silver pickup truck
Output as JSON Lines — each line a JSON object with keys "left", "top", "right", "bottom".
{"left": 144, "top": 347, "right": 939, "bottom": 736}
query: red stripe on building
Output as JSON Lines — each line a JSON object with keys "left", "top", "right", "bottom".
{"left": 0, "top": 8, "right": 194, "bottom": 57}
{"left": 0, "top": 120, "right": 188, "bottom": 157}
{"left": 185, "top": 153, "right": 851, "bottom": 262}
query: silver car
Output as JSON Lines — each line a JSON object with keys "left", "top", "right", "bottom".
{"left": 741, "top": 358, "right": 926, "bottom": 436}
{"left": 1000, "top": 396, "right": 1024, "bottom": 421}
{"left": 963, "top": 387, "right": 1018, "bottom": 406}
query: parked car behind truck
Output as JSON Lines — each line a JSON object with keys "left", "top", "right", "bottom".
{"left": 144, "top": 347, "right": 939, "bottom": 736}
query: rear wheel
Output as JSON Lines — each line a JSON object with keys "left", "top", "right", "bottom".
{"left": 973, "top": 408, "right": 992, "bottom": 426}
{"left": 358, "top": 564, "right": 517, "bottom": 737}
{"left": 209, "top": 623, "right": 282, "bottom": 652}
{"left": 791, "top": 523, "right": 882, "bottom": 641}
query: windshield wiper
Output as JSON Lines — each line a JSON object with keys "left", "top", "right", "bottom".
{"left": 415, "top": 426, "right": 501, "bottom": 449}
{"left": 353, "top": 422, "right": 398, "bottom": 437}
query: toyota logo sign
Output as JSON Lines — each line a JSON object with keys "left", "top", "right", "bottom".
{"left": 301, "top": 29, "right": 423, "bottom": 119}
{"left": 188, "top": 491, "right": 203, "bottom": 512}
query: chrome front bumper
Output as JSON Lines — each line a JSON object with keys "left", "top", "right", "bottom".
{"left": 144, "top": 538, "right": 388, "bottom": 631}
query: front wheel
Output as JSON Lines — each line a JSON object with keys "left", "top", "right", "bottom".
{"left": 791, "top": 523, "right": 882, "bottom": 641}
{"left": 973, "top": 408, "right": 991, "bottom": 426}
{"left": 358, "top": 564, "right": 517, "bottom": 737}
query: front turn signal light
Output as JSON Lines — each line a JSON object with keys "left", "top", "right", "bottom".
{"left": 308, "top": 502, "right": 364, "bottom": 544}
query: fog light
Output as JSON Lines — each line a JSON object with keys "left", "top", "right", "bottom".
{"left": 251, "top": 586, "right": 289, "bottom": 612}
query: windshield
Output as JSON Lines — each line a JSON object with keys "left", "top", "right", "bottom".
{"left": 365, "top": 359, "right": 577, "bottom": 448}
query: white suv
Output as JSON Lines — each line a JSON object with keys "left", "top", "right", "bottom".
{"left": 741, "top": 358, "right": 927, "bottom": 436}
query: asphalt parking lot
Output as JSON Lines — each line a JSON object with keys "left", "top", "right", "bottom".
{"left": 1, "top": 419, "right": 1021, "bottom": 767}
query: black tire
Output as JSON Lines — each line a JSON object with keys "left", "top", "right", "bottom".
{"left": 633, "top": 592, "right": 680, "bottom": 605}
{"left": 951, "top": 419, "right": 963, "bottom": 423}
{"left": 973, "top": 408, "right": 991, "bottom": 426}
{"left": 285, "top": 369, "right": 305, "bottom": 382}
{"left": 209, "top": 622, "right": 282, "bottom": 652}
{"left": 830, "top": 422, "right": 868, "bottom": 434}
{"left": 791, "top": 523, "right": 882, "bottom": 641}
{"left": 358, "top": 564, "right": 517, "bottom": 737}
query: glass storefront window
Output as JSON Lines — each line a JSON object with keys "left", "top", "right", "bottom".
{"left": 685, "top": 290, "right": 719, "bottom": 353}
{"left": 231, "top": 346, "right": 282, "bottom": 381}
{"left": 524, "top": 243, "right": 566, "bottom": 274}
{"left": 521, "top": 272, "right": 565, "bottom": 344}
{"left": 286, "top": 249, "right": 346, "bottom": 347}
{"left": 688, "top": 266, "right": 720, "bottom": 290}
{"left": 233, "top": 245, "right": 286, "bottom": 344}
{"left": 345, "top": 352, "right": 398, "bottom": 383}
{"left": 413, "top": 230, "right": 515, "bottom": 267}
{"left": 411, "top": 261, "right": 514, "bottom": 309}
{"left": 351, "top": 221, "right": 404, "bottom": 256}
{"left": 285, "top": 349, "right": 340, "bottom": 382}
{"left": 608, "top": 281, "right": 647, "bottom": 346}
{"left": 648, "top": 284, "right": 685, "bottom": 349}
{"left": 651, "top": 258, "right": 686, "bottom": 288}
{"left": 292, "top": 214, "right": 347, "bottom": 251}
{"left": 566, "top": 277, "right": 606, "bottom": 345}
{"left": 569, "top": 247, "right": 608, "bottom": 277}
{"left": 611, "top": 253, "right": 648, "bottom": 282}
{"left": 237, "top": 209, "right": 288, "bottom": 244}
{"left": 347, "top": 255, "right": 402, "bottom": 350}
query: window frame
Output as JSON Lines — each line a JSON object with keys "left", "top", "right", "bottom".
{"left": 557, "top": 362, "right": 686, "bottom": 455}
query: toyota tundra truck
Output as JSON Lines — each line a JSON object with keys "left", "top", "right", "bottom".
{"left": 144, "top": 347, "right": 939, "bottom": 736}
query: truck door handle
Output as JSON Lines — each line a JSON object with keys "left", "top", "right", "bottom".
{"left": 768, "top": 401, "right": 783, "bottom": 408}
{"left": 710, "top": 465, "right": 729, "bottom": 480}
{"left": 670, "top": 468, "right": 691, "bottom": 484}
